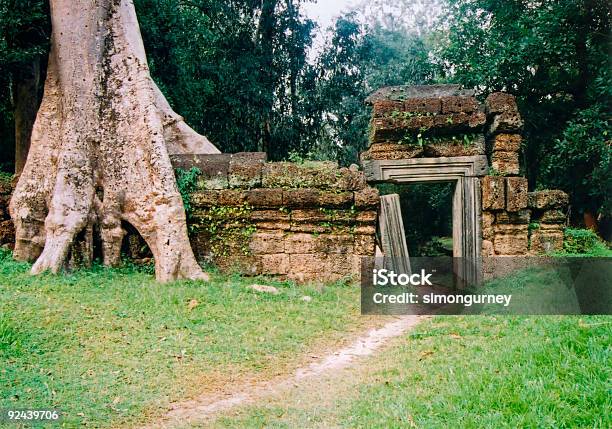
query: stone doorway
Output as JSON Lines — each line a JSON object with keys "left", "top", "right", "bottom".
{"left": 363, "top": 155, "right": 487, "bottom": 288}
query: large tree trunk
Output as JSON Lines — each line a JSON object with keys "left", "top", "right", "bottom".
{"left": 9, "top": 0, "right": 220, "bottom": 282}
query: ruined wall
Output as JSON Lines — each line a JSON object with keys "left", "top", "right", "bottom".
{"left": 360, "top": 85, "right": 569, "bottom": 258}
{"left": 362, "top": 84, "right": 487, "bottom": 161}
{"left": 170, "top": 154, "right": 379, "bottom": 282}
{"left": 481, "top": 93, "right": 569, "bottom": 256}
{"left": 0, "top": 157, "right": 378, "bottom": 282}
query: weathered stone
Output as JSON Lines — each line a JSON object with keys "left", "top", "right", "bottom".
{"left": 493, "top": 224, "right": 529, "bottom": 255}
{"left": 365, "top": 84, "right": 473, "bottom": 104}
{"left": 482, "top": 211, "right": 495, "bottom": 240}
{"left": 372, "top": 100, "right": 405, "bottom": 117}
{"left": 171, "top": 153, "right": 231, "bottom": 171}
{"left": 286, "top": 233, "right": 315, "bottom": 254}
{"left": 283, "top": 189, "right": 320, "bottom": 207}
{"left": 329, "top": 210, "right": 356, "bottom": 225}
{"left": 485, "top": 93, "right": 518, "bottom": 116}
{"left": 246, "top": 188, "right": 283, "bottom": 207}
{"left": 291, "top": 209, "right": 329, "bottom": 224}
{"left": 215, "top": 255, "right": 261, "bottom": 275}
{"left": 540, "top": 209, "right": 566, "bottom": 223}
{"left": 528, "top": 190, "right": 570, "bottom": 210}
{"left": 506, "top": 177, "right": 528, "bottom": 212}
{"left": 440, "top": 96, "right": 479, "bottom": 114}
{"left": 262, "top": 162, "right": 335, "bottom": 188}
{"left": 488, "top": 111, "right": 524, "bottom": 135}
{"left": 482, "top": 239, "right": 495, "bottom": 256}
{"left": 191, "top": 190, "right": 221, "bottom": 206}
{"left": 424, "top": 135, "right": 485, "bottom": 157}
{"left": 258, "top": 254, "right": 290, "bottom": 275}
{"left": 432, "top": 112, "right": 486, "bottom": 132}
{"left": 254, "top": 221, "right": 291, "bottom": 231}
{"left": 495, "top": 209, "right": 531, "bottom": 225}
{"left": 404, "top": 97, "right": 441, "bottom": 114}
{"left": 356, "top": 211, "right": 378, "bottom": 224}
{"left": 313, "top": 234, "right": 354, "bottom": 254}
{"left": 354, "top": 234, "right": 376, "bottom": 255}
{"left": 289, "top": 224, "right": 330, "bottom": 234}
{"left": 249, "top": 209, "right": 290, "bottom": 223}
{"left": 355, "top": 225, "right": 377, "bottom": 235}
{"left": 317, "top": 191, "right": 353, "bottom": 208}
{"left": 491, "top": 151, "right": 520, "bottom": 175}
{"left": 530, "top": 229, "right": 564, "bottom": 254}
{"left": 190, "top": 189, "right": 249, "bottom": 207}
{"left": 481, "top": 176, "right": 505, "bottom": 210}
{"left": 249, "top": 232, "right": 285, "bottom": 254}
{"left": 354, "top": 187, "right": 380, "bottom": 209}
{"left": 491, "top": 134, "right": 522, "bottom": 153}
{"left": 334, "top": 168, "right": 367, "bottom": 191}
{"left": 361, "top": 144, "right": 424, "bottom": 160}
{"left": 229, "top": 157, "right": 264, "bottom": 188}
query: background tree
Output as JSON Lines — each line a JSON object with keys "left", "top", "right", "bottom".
{"left": 0, "top": 0, "right": 49, "bottom": 173}
{"left": 435, "top": 0, "right": 611, "bottom": 227}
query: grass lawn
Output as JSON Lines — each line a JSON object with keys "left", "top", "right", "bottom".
{"left": 207, "top": 261, "right": 611, "bottom": 428}
{"left": 208, "top": 315, "right": 611, "bottom": 429}
{"left": 0, "top": 250, "right": 368, "bottom": 428}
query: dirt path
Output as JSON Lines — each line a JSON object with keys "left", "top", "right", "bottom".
{"left": 145, "top": 315, "right": 423, "bottom": 429}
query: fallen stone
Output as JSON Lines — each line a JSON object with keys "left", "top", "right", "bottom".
{"left": 301, "top": 296, "right": 313, "bottom": 302}
{"left": 248, "top": 284, "right": 280, "bottom": 294}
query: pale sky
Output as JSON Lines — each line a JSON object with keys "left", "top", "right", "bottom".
{"left": 303, "top": 1, "right": 360, "bottom": 32}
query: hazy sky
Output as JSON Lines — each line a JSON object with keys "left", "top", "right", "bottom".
{"left": 303, "top": 0, "right": 360, "bottom": 32}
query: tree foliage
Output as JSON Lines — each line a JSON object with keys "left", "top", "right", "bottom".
{"left": 436, "top": 0, "right": 611, "bottom": 218}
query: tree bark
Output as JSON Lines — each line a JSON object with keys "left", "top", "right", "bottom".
{"left": 13, "top": 58, "right": 42, "bottom": 176}
{"left": 9, "top": 0, "right": 220, "bottom": 282}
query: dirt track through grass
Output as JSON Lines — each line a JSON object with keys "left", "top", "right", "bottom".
{"left": 147, "top": 316, "right": 423, "bottom": 428}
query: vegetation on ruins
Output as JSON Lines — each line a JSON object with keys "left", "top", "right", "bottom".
{"left": 1, "top": 0, "right": 608, "bottom": 237}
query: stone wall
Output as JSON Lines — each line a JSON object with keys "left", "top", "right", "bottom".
{"left": 359, "top": 84, "right": 570, "bottom": 258}
{"left": 0, "top": 157, "right": 378, "bottom": 282}
{"left": 480, "top": 93, "right": 569, "bottom": 256}
{"left": 168, "top": 154, "right": 379, "bottom": 281}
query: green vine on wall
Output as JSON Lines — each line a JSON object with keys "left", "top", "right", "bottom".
{"left": 195, "top": 204, "right": 256, "bottom": 257}
{"left": 175, "top": 167, "right": 201, "bottom": 218}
